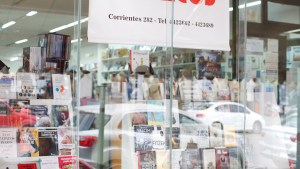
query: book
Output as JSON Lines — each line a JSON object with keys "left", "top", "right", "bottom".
{"left": 228, "top": 147, "right": 242, "bottom": 169}
{"left": 172, "top": 150, "right": 182, "bottom": 169}
{"left": 202, "top": 148, "right": 216, "bottom": 169}
{"left": 18, "top": 128, "right": 39, "bottom": 157}
{"left": 23, "top": 47, "right": 46, "bottom": 73}
{"left": 195, "top": 50, "right": 222, "bottom": 79}
{"left": 138, "top": 151, "right": 156, "bottom": 169}
{"left": 41, "top": 157, "right": 59, "bottom": 169}
{"left": 0, "top": 128, "right": 17, "bottom": 157}
{"left": 216, "top": 147, "right": 230, "bottom": 169}
{"left": 156, "top": 150, "right": 168, "bottom": 169}
{"left": 57, "top": 127, "right": 75, "bottom": 155}
{"left": 17, "top": 163, "right": 37, "bottom": 169}
{"left": 38, "top": 128, "right": 58, "bottom": 156}
{"left": 165, "top": 127, "right": 180, "bottom": 149}
{"left": 30, "top": 105, "right": 51, "bottom": 127}
{"left": 134, "top": 125, "right": 154, "bottom": 152}
{"left": 36, "top": 73, "right": 53, "bottom": 99}
{"left": 163, "top": 99, "right": 179, "bottom": 128}
{"left": 181, "top": 149, "right": 201, "bottom": 169}
{"left": 16, "top": 73, "right": 37, "bottom": 99}
{"left": 210, "top": 121, "right": 224, "bottom": 147}
{"left": 0, "top": 73, "right": 16, "bottom": 99}
{"left": 9, "top": 99, "right": 30, "bottom": 112}
{"left": 0, "top": 100, "right": 9, "bottom": 115}
{"left": 58, "top": 156, "right": 76, "bottom": 169}
{"left": 147, "top": 100, "right": 164, "bottom": 125}
{"left": 152, "top": 126, "right": 165, "bottom": 150}
{"left": 130, "top": 50, "right": 150, "bottom": 72}
{"left": 51, "top": 105, "right": 69, "bottom": 127}
{"left": 224, "top": 126, "right": 237, "bottom": 147}
{"left": 52, "top": 74, "right": 72, "bottom": 100}
{"left": 180, "top": 124, "right": 204, "bottom": 149}
{"left": 131, "top": 112, "right": 148, "bottom": 126}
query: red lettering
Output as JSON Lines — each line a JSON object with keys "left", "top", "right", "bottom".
{"left": 163, "top": 0, "right": 215, "bottom": 6}
{"left": 179, "top": 0, "right": 187, "bottom": 3}
{"left": 190, "top": 0, "right": 203, "bottom": 5}
{"left": 205, "top": 0, "right": 215, "bottom": 6}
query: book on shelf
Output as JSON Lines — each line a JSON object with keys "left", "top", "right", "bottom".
{"left": 58, "top": 156, "right": 76, "bottom": 169}
{"left": 17, "top": 163, "right": 37, "bottom": 169}
{"left": 202, "top": 148, "right": 216, "bottom": 169}
{"left": 216, "top": 147, "right": 230, "bottom": 169}
{"left": 23, "top": 47, "right": 46, "bottom": 73}
{"left": 0, "top": 128, "right": 17, "bottom": 158}
{"left": 18, "top": 128, "right": 39, "bottom": 157}
{"left": 138, "top": 151, "right": 156, "bottom": 169}
{"left": 46, "top": 33, "right": 71, "bottom": 61}
{"left": 30, "top": 105, "right": 51, "bottom": 127}
{"left": 51, "top": 105, "right": 69, "bottom": 127}
{"left": 0, "top": 73, "right": 16, "bottom": 99}
{"left": 9, "top": 99, "right": 30, "bottom": 112}
{"left": 38, "top": 128, "right": 58, "bottom": 156}
{"left": 57, "top": 127, "right": 75, "bottom": 156}
{"left": 16, "top": 73, "right": 37, "bottom": 99}
{"left": 152, "top": 126, "right": 165, "bottom": 150}
{"left": 228, "top": 147, "right": 243, "bottom": 169}
{"left": 134, "top": 125, "right": 154, "bottom": 152}
{"left": 147, "top": 100, "right": 164, "bottom": 125}
{"left": 36, "top": 73, "right": 53, "bottom": 99}
{"left": 52, "top": 74, "right": 72, "bottom": 100}
{"left": 181, "top": 149, "right": 201, "bottom": 169}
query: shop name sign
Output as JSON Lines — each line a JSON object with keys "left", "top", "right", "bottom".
{"left": 88, "top": 0, "right": 229, "bottom": 51}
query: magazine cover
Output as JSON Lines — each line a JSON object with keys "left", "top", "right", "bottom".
{"left": 18, "top": 128, "right": 39, "bottom": 157}
{"left": 57, "top": 127, "right": 75, "bottom": 155}
{"left": 180, "top": 124, "right": 203, "bottom": 149}
{"left": 152, "top": 126, "right": 165, "bottom": 150}
{"left": 51, "top": 105, "right": 69, "bottom": 127}
{"left": 30, "top": 105, "right": 51, "bottom": 127}
{"left": 216, "top": 147, "right": 230, "bottom": 169}
{"left": 202, "top": 148, "right": 216, "bottom": 169}
{"left": 0, "top": 73, "right": 16, "bottom": 99}
{"left": 0, "top": 164, "right": 18, "bottom": 169}
{"left": 156, "top": 150, "right": 168, "bottom": 169}
{"left": 0, "top": 128, "right": 17, "bottom": 157}
{"left": 195, "top": 50, "right": 222, "bottom": 79}
{"left": 131, "top": 112, "right": 148, "bottom": 126}
{"left": 165, "top": 127, "right": 180, "bottom": 149}
{"left": 52, "top": 74, "right": 72, "bottom": 100}
{"left": 138, "top": 151, "right": 156, "bottom": 169}
{"left": 16, "top": 73, "right": 37, "bottom": 99}
{"left": 163, "top": 99, "right": 179, "bottom": 128}
{"left": 210, "top": 121, "right": 224, "bottom": 147}
{"left": 147, "top": 100, "right": 164, "bottom": 125}
{"left": 134, "top": 125, "right": 154, "bottom": 152}
{"left": 9, "top": 99, "right": 30, "bottom": 112}
{"left": 58, "top": 156, "right": 76, "bottom": 169}
{"left": 41, "top": 157, "right": 59, "bottom": 169}
{"left": 181, "top": 149, "right": 201, "bottom": 169}
{"left": 17, "top": 163, "right": 37, "bottom": 169}
{"left": 38, "top": 128, "right": 58, "bottom": 156}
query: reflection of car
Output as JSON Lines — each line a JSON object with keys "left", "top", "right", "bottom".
{"left": 77, "top": 103, "right": 221, "bottom": 168}
{"left": 0, "top": 99, "right": 36, "bottom": 127}
{"left": 191, "top": 102, "right": 265, "bottom": 133}
{"left": 260, "top": 108, "right": 297, "bottom": 169}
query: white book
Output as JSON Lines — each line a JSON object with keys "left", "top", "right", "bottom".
{"left": 0, "top": 73, "right": 16, "bottom": 99}
{"left": 52, "top": 74, "right": 72, "bottom": 100}
{"left": 16, "top": 73, "right": 37, "bottom": 99}
{"left": 41, "top": 157, "right": 59, "bottom": 169}
{"left": 0, "top": 128, "right": 17, "bottom": 157}
{"left": 203, "top": 148, "right": 216, "bottom": 169}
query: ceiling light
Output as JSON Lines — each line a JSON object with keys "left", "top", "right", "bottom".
{"left": 15, "top": 39, "right": 28, "bottom": 44}
{"left": 49, "top": 17, "right": 89, "bottom": 33}
{"left": 229, "top": 7, "right": 233, "bottom": 11}
{"left": 10, "top": 57, "right": 19, "bottom": 62}
{"left": 26, "top": 11, "right": 38, "bottom": 16}
{"left": 71, "top": 38, "right": 83, "bottom": 43}
{"left": 2, "top": 21, "right": 16, "bottom": 29}
{"left": 285, "top": 29, "right": 300, "bottom": 34}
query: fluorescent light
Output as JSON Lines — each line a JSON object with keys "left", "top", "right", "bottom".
{"left": 10, "top": 57, "right": 19, "bottom": 62}
{"left": 229, "top": 7, "right": 233, "bottom": 11}
{"left": 229, "top": 0, "right": 261, "bottom": 12}
{"left": 15, "top": 39, "right": 28, "bottom": 44}
{"left": 285, "top": 29, "right": 300, "bottom": 34}
{"left": 49, "top": 17, "right": 89, "bottom": 33}
{"left": 26, "top": 11, "right": 38, "bottom": 16}
{"left": 71, "top": 38, "right": 83, "bottom": 43}
{"left": 2, "top": 21, "right": 16, "bottom": 29}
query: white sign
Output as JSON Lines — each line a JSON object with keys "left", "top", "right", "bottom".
{"left": 88, "top": 0, "right": 230, "bottom": 51}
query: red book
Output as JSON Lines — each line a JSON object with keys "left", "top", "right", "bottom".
{"left": 18, "top": 163, "right": 37, "bottom": 169}
{"left": 216, "top": 147, "right": 230, "bottom": 169}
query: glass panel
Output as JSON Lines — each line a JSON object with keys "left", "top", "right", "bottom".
{"left": 268, "top": 2, "right": 300, "bottom": 24}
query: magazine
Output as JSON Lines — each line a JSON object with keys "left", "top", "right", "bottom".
{"left": 163, "top": 99, "right": 179, "bottom": 128}
{"left": 180, "top": 124, "right": 204, "bottom": 149}
{"left": 57, "top": 127, "right": 75, "bottom": 155}
{"left": 134, "top": 125, "right": 154, "bottom": 152}
{"left": 152, "top": 126, "right": 165, "bottom": 150}
{"left": 30, "top": 105, "right": 51, "bottom": 127}
{"left": 0, "top": 128, "right": 17, "bottom": 157}
{"left": 156, "top": 150, "right": 168, "bottom": 169}
{"left": 51, "top": 105, "right": 69, "bottom": 127}
{"left": 138, "top": 151, "right": 156, "bottom": 169}
{"left": 216, "top": 147, "right": 230, "bottom": 169}
{"left": 17, "top": 163, "right": 37, "bottom": 169}
{"left": 210, "top": 121, "right": 224, "bottom": 147}
{"left": 147, "top": 100, "right": 164, "bottom": 125}
{"left": 202, "top": 148, "right": 216, "bottom": 169}
{"left": 165, "top": 127, "right": 180, "bottom": 149}
{"left": 0, "top": 73, "right": 16, "bottom": 99}
{"left": 195, "top": 50, "right": 222, "bottom": 79}
{"left": 52, "top": 74, "right": 72, "bottom": 100}
{"left": 16, "top": 73, "right": 37, "bottom": 99}
{"left": 38, "top": 128, "right": 58, "bottom": 156}
{"left": 41, "top": 157, "right": 59, "bottom": 169}
{"left": 18, "top": 128, "right": 39, "bottom": 157}
{"left": 181, "top": 149, "right": 201, "bottom": 169}
{"left": 58, "top": 156, "right": 76, "bottom": 169}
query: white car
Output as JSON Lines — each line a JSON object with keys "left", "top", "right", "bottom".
{"left": 189, "top": 101, "right": 265, "bottom": 133}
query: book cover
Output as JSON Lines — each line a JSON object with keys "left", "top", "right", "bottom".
{"left": 152, "top": 126, "right": 165, "bottom": 150}
{"left": 58, "top": 156, "right": 76, "bottom": 169}
{"left": 195, "top": 50, "right": 222, "bottom": 79}
{"left": 147, "top": 100, "right": 164, "bottom": 125}
{"left": 51, "top": 105, "right": 69, "bottom": 127}
{"left": 131, "top": 112, "right": 148, "bottom": 126}
{"left": 38, "top": 128, "right": 58, "bottom": 156}
{"left": 0, "top": 128, "right": 17, "bottom": 157}
{"left": 36, "top": 73, "right": 53, "bottom": 99}
{"left": 18, "top": 128, "right": 39, "bottom": 157}
{"left": 0, "top": 73, "right": 16, "bottom": 99}
{"left": 17, "top": 163, "right": 37, "bottom": 169}
{"left": 9, "top": 99, "right": 30, "bottom": 112}
{"left": 30, "top": 105, "right": 51, "bottom": 127}
{"left": 16, "top": 73, "right": 37, "bottom": 99}
{"left": 165, "top": 127, "right": 180, "bottom": 149}
{"left": 0, "top": 164, "right": 18, "bottom": 169}
{"left": 134, "top": 125, "right": 154, "bottom": 152}
{"left": 23, "top": 47, "right": 44, "bottom": 72}
{"left": 41, "top": 157, "right": 59, "bottom": 169}
{"left": 52, "top": 74, "right": 72, "bottom": 100}
{"left": 57, "top": 127, "right": 74, "bottom": 155}
{"left": 216, "top": 147, "right": 230, "bottom": 169}
{"left": 181, "top": 149, "right": 201, "bottom": 169}
{"left": 156, "top": 150, "right": 168, "bottom": 169}
{"left": 210, "top": 121, "right": 224, "bottom": 147}
{"left": 224, "top": 126, "right": 237, "bottom": 147}
{"left": 180, "top": 124, "right": 203, "bottom": 149}
{"left": 202, "top": 148, "right": 216, "bottom": 169}
{"left": 138, "top": 151, "right": 156, "bottom": 169}
{"left": 130, "top": 50, "right": 150, "bottom": 72}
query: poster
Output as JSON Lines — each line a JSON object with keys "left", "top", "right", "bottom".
{"left": 52, "top": 74, "right": 72, "bottom": 100}
{"left": 88, "top": 0, "right": 230, "bottom": 51}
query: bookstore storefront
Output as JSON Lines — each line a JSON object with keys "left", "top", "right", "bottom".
{"left": 1, "top": 0, "right": 300, "bottom": 169}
